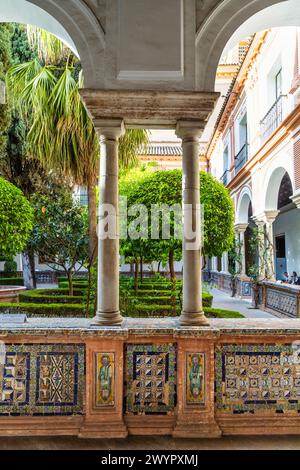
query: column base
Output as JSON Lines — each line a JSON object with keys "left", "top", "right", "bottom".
{"left": 179, "top": 310, "right": 210, "bottom": 326}
{"left": 91, "top": 311, "right": 124, "bottom": 326}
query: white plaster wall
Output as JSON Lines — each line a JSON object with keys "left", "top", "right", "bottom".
{"left": 274, "top": 208, "right": 300, "bottom": 274}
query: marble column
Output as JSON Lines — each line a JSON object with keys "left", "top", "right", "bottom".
{"left": 222, "top": 252, "right": 229, "bottom": 273}
{"left": 92, "top": 119, "right": 125, "bottom": 326}
{"left": 264, "top": 210, "right": 279, "bottom": 281}
{"left": 234, "top": 224, "right": 248, "bottom": 276}
{"left": 176, "top": 120, "right": 209, "bottom": 326}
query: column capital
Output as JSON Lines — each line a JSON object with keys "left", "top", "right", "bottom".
{"left": 253, "top": 211, "right": 279, "bottom": 225}
{"left": 94, "top": 118, "right": 125, "bottom": 140}
{"left": 234, "top": 223, "right": 248, "bottom": 234}
{"left": 291, "top": 189, "right": 300, "bottom": 209}
{"left": 176, "top": 120, "right": 206, "bottom": 141}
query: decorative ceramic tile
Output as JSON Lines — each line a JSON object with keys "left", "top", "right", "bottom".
{"left": 266, "top": 288, "right": 297, "bottom": 317}
{"left": 95, "top": 353, "right": 115, "bottom": 407}
{"left": 125, "top": 343, "right": 176, "bottom": 414}
{"left": 216, "top": 344, "right": 300, "bottom": 414}
{"left": 0, "top": 344, "right": 85, "bottom": 415}
{"left": 186, "top": 353, "right": 205, "bottom": 405}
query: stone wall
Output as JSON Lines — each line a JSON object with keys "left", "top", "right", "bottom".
{"left": 1, "top": 318, "right": 300, "bottom": 437}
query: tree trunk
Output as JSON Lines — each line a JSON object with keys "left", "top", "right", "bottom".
{"left": 67, "top": 270, "right": 74, "bottom": 296}
{"left": 87, "top": 177, "right": 98, "bottom": 265}
{"left": 22, "top": 252, "right": 34, "bottom": 290}
{"left": 169, "top": 249, "right": 176, "bottom": 281}
{"left": 140, "top": 257, "right": 143, "bottom": 282}
{"left": 157, "top": 260, "right": 161, "bottom": 275}
{"left": 134, "top": 258, "right": 139, "bottom": 292}
{"left": 28, "top": 250, "right": 37, "bottom": 289}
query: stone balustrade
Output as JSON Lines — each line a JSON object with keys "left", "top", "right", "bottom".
{"left": 1, "top": 317, "right": 300, "bottom": 438}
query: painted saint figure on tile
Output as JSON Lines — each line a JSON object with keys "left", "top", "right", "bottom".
{"left": 96, "top": 353, "right": 115, "bottom": 407}
{"left": 186, "top": 353, "right": 205, "bottom": 405}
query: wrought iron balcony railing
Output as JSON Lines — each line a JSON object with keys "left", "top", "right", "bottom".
{"left": 220, "top": 169, "right": 230, "bottom": 186}
{"left": 260, "top": 95, "right": 286, "bottom": 141}
{"left": 234, "top": 143, "right": 248, "bottom": 174}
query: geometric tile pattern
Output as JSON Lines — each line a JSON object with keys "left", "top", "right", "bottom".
{"left": 216, "top": 344, "right": 300, "bottom": 414}
{"left": 266, "top": 288, "right": 297, "bottom": 317}
{"left": 0, "top": 344, "right": 85, "bottom": 415}
{"left": 125, "top": 343, "right": 176, "bottom": 414}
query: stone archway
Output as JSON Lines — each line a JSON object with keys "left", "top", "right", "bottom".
{"left": 0, "top": 0, "right": 105, "bottom": 88}
{"left": 265, "top": 166, "right": 294, "bottom": 211}
{"left": 196, "top": 0, "right": 300, "bottom": 91}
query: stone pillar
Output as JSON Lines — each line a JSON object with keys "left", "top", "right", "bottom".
{"left": 176, "top": 121, "right": 209, "bottom": 327}
{"left": 92, "top": 119, "right": 125, "bottom": 326}
{"left": 252, "top": 218, "right": 266, "bottom": 280}
{"left": 264, "top": 210, "right": 279, "bottom": 281}
{"left": 234, "top": 224, "right": 248, "bottom": 275}
{"left": 222, "top": 252, "right": 229, "bottom": 273}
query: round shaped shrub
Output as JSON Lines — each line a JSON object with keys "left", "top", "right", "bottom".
{"left": 0, "top": 177, "right": 34, "bottom": 256}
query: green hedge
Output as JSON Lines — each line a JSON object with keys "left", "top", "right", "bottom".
{"left": 123, "top": 305, "right": 244, "bottom": 318}
{"left": 44, "top": 288, "right": 87, "bottom": 297}
{"left": 127, "top": 292, "right": 213, "bottom": 308}
{"left": 58, "top": 281, "right": 88, "bottom": 289}
{"left": 19, "top": 289, "right": 85, "bottom": 305}
{"left": 203, "top": 308, "right": 244, "bottom": 318}
{"left": 0, "top": 302, "right": 85, "bottom": 317}
{"left": 0, "top": 277, "right": 24, "bottom": 286}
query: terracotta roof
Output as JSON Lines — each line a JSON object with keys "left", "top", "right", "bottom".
{"left": 140, "top": 144, "right": 182, "bottom": 156}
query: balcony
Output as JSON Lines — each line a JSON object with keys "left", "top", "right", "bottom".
{"left": 260, "top": 95, "right": 286, "bottom": 141}
{"left": 220, "top": 169, "right": 230, "bottom": 186}
{"left": 234, "top": 143, "right": 248, "bottom": 174}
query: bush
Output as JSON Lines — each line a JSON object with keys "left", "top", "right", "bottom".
{"left": 0, "top": 277, "right": 24, "bottom": 286}
{"left": 4, "top": 257, "right": 17, "bottom": 274}
{"left": 122, "top": 304, "right": 244, "bottom": 318}
{"left": 58, "top": 281, "right": 88, "bottom": 289}
{"left": 41, "top": 288, "right": 87, "bottom": 297}
{"left": 0, "top": 302, "right": 85, "bottom": 317}
{"left": 203, "top": 307, "right": 244, "bottom": 318}
{"left": 19, "top": 289, "right": 85, "bottom": 305}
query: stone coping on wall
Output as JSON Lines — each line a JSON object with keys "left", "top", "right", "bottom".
{"left": 1, "top": 317, "right": 300, "bottom": 337}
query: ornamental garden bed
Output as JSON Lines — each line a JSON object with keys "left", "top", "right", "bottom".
{"left": 0, "top": 276, "right": 244, "bottom": 319}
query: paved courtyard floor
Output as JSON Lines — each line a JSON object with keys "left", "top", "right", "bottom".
{"left": 0, "top": 435, "right": 299, "bottom": 450}
{"left": 211, "top": 287, "right": 274, "bottom": 319}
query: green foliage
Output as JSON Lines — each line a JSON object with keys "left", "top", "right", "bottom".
{"left": 0, "top": 277, "right": 24, "bottom": 286}
{"left": 202, "top": 307, "right": 244, "bottom": 318}
{"left": 119, "top": 169, "right": 235, "bottom": 270}
{"left": 3, "top": 257, "right": 17, "bottom": 274}
{"left": 29, "top": 188, "right": 89, "bottom": 294}
{"left": 19, "top": 289, "right": 85, "bottom": 304}
{"left": 0, "top": 23, "right": 13, "bottom": 160}
{"left": 11, "top": 24, "right": 37, "bottom": 65}
{"left": 0, "top": 302, "right": 85, "bottom": 317}
{"left": 0, "top": 177, "right": 34, "bottom": 257}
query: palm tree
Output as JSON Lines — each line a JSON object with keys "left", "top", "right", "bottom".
{"left": 7, "top": 59, "right": 148, "bottom": 264}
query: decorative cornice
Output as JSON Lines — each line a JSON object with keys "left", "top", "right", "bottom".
{"left": 80, "top": 89, "right": 219, "bottom": 129}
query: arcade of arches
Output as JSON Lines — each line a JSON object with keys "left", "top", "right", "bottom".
{"left": 2, "top": 0, "right": 300, "bottom": 440}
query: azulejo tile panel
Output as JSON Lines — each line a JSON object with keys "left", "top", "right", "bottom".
{"left": 0, "top": 344, "right": 85, "bottom": 415}
{"left": 216, "top": 344, "right": 300, "bottom": 414}
{"left": 95, "top": 352, "right": 115, "bottom": 407}
{"left": 266, "top": 288, "right": 297, "bottom": 317}
{"left": 186, "top": 353, "right": 205, "bottom": 405}
{"left": 125, "top": 343, "right": 176, "bottom": 415}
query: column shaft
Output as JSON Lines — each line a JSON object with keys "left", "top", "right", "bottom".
{"left": 93, "top": 119, "right": 125, "bottom": 326}
{"left": 176, "top": 121, "right": 209, "bottom": 326}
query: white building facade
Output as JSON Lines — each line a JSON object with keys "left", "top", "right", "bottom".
{"left": 208, "top": 27, "right": 300, "bottom": 301}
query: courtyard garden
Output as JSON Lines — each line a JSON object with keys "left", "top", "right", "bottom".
{"left": 0, "top": 23, "right": 243, "bottom": 321}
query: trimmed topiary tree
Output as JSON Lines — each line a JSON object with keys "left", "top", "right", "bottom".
{"left": 120, "top": 169, "right": 235, "bottom": 279}
{"left": 0, "top": 176, "right": 33, "bottom": 257}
